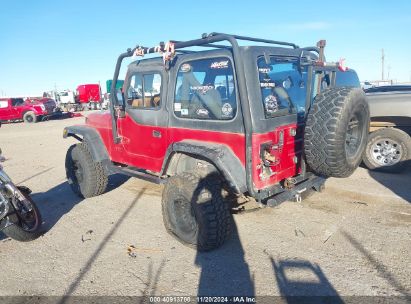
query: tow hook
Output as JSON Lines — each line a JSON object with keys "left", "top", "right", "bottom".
{"left": 294, "top": 188, "right": 307, "bottom": 203}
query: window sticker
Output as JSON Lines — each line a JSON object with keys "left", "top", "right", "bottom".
{"left": 221, "top": 103, "right": 233, "bottom": 117}
{"left": 258, "top": 67, "right": 272, "bottom": 73}
{"left": 196, "top": 108, "right": 209, "bottom": 117}
{"left": 210, "top": 60, "right": 229, "bottom": 69}
{"left": 174, "top": 103, "right": 181, "bottom": 111}
{"left": 283, "top": 77, "right": 292, "bottom": 89}
{"left": 181, "top": 108, "right": 189, "bottom": 116}
{"left": 180, "top": 63, "right": 192, "bottom": 72}
{"left": 264, "top": 95, "right": 279, "bottom": 114}
{"left": 191, "top": 85, "right": 214, "bottom": 95}
{"left": 260, "top": 82, "right": 276, "bottom": 88}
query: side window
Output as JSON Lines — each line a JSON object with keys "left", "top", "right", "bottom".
{"left": 174, "top": 57, "right": 237, "bottom": 120}
{"left": 11, "top": 98, "right": 25, "bottom": 107}
{"left": 0, "top": 101, "right": 8, "bottom": 109}
{"left": 127, "top": 73, "right": 161, "bottom": 109}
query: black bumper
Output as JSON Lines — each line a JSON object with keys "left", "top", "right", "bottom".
{"left": 266, "top": 175, "right": 326, "bottom": 207}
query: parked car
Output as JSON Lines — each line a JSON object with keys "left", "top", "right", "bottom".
{"left": 363, "top": 85, "right": 411, "bottom": 172}
{"left": 361, "top": 81, "right": 374, "bottom": 90}
{"left": 0, "top": 98, "right": 54, "bottom": 123}
{"left": 63, "top": 33, "right": 369, "bottom": 251}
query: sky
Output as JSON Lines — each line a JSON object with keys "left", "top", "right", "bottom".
{"left": 0, "top": 0, "right": 410, "bottom": 97}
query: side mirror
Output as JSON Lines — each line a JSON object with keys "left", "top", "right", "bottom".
{"left": 116, "top": 88, "right": 124, "bottom": 106}
{"left": 114, "top": 88, "right": 126, "bottom": 118}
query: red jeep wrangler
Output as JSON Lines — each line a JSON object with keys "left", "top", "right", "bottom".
{"left": 0, "top": 98, "right": 53, "bottom": 123}
{"left": 64, "top": 33, "right": 369, "bottom": 251}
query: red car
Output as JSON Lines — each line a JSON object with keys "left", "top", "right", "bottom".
{"left": 0, "top": 98, "right": 53, "bottom": 123}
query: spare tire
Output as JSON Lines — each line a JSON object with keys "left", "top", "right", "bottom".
{"left": 304, "top": 87, "right": 370, "bottom": 178}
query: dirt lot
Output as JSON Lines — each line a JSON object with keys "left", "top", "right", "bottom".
{"left": 0, "top": 116, "right": 410, "bottom": 299}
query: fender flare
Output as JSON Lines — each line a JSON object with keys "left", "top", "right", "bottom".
{"left": 63, "top": 125, "right": 109, "bottom": 162}
{"left": 161, "top": 140, "right": 247, "bottom": 194}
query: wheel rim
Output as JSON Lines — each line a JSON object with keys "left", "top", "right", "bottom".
{"left": 26, "top": 115, "right": 33, "bottom": 123}
{"left": 16, "top": 199, "right": 40, "bottom": 232}
{"left": 345, "top": 113, "right": 364, "bottom": 158}
{"left": 169, "top": 196, "right": 198, "bottom": 243}
{"left": 371, "top": 138, "right": 402, "bottom": 166}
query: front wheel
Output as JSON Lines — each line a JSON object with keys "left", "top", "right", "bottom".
{"left": 363, "top": 128, "right": 411, "bottom": 173}
{"left": 65, "top": 143, "right": 108, "bottom": 198}
{"left": 2, "top": 192, "right": 42, "bottom": 241}
{"left": 161, "top": 172, "right": 233, "bottom": 252}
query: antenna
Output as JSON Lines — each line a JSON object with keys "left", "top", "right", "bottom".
{"left": 381, "top": 49, "right": 385, "bottom": 80}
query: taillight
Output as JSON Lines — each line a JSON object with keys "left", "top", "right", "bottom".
{"left": 261, "top": 143, "right": 276, "bottom": 166}
{"left": 259, "top": 142, "right": 278, "bottom": 181}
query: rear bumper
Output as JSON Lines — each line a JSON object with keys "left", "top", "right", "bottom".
{"left": 266, "top": 175, "right": 326, "bottom": 207}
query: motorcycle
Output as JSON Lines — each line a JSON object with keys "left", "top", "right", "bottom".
{"left": 0, "top": 145, "right": 42, "bottom": 241}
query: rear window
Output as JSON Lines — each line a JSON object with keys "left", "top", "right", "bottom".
{"left": 174, "top": 57, "right": 237, "bottom": 120}
{"left": 335, "top": 70, "right": 360, "bottom": 87}
{"left": 257, "top": 57, "right": 305, "bottom": 118}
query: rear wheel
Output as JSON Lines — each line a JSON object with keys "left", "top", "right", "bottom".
{"left": 65, "top": 142, "right": 108, "bottom": 198}
{"left": 363, "top": 128, "right": 411, "bottom": 173}
{"left": 161, "top": 172, "right": 232, "bottom": 251}
{"left": 23, "top": 111, "right": 37, "bottom": 123}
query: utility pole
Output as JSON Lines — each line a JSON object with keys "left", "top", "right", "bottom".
{"left": 381, "top": 49, "right": 385, "bottom": 80}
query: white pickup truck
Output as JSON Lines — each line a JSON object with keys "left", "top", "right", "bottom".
{"left": 364, "top": 85, "right": 411, "bottom": 173}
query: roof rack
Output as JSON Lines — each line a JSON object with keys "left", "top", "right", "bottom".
{"left": 130, "top": 32, "right": 301, "bottom": 58}
{"left": 208, "top": 32, "right": 299, "bottom": 49}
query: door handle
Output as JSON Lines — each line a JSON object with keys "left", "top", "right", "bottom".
{"left": 152, "top": 130, "right": 162, "bottom": 138}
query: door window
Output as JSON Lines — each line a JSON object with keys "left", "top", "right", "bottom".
{"left": 11, "top": 98, "right": 25, "bottom": 107}
{"left": 0, "top": 101, "right": 8, "bottom": 108}
{"left": 127, "top": 73, "right": 162, "bottom": 109}
{"left": 174, "top": 57, "right": 237, "bottom": 120}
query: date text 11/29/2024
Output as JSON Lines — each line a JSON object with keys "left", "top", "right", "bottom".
{"left": 149, "top": 296, "right": 256, "bottom": 303}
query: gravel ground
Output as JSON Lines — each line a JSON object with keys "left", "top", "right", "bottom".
{"left": 0, "top": 115, "right": 410, "bottom": 299}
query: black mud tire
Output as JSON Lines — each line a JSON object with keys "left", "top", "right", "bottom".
{"left": 23, "top": 111, "right": 37, "bottom": 123}
{"left": 65, "top": 142, "right": 108, "bottom": 198}
{"left": 161, "top": 172, "right": 232, "bottom": 252}
{"left": 304, "top": 87, "right": 370, "bottom": 178}
{"left": 363, "top": 128, "right": 411, "bottom": 173}
{"left": 2, "top": 193, "right": 42, "bottom": 242}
